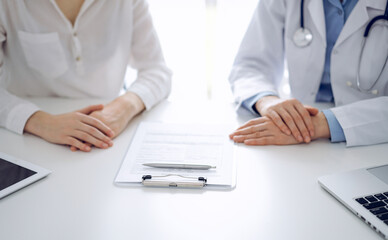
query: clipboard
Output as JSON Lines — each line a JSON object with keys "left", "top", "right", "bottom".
{"left": 114, "top": 122, "right": 237, "bottom": 189}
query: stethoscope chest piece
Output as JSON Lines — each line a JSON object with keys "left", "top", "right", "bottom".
{"left": 293, "top": 28, "right": 313, "bottom": 47}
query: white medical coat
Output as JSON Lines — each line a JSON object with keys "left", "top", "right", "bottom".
{"left": 229, "top": 0, "right": 388, "bottom": 147}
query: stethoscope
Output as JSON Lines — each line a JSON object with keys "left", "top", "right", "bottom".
{"left": 293, "top": 0, "right": 388, "bottom": 95}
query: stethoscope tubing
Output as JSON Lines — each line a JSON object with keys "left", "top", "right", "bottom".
{"left": 296, "top": 0, "right": 388, "bottom": 94}
{"left": 300, "top": 0, "right": 305, "bottom": 29}
{"left": 357, "top": 0, "right": 388, "bottom": 93}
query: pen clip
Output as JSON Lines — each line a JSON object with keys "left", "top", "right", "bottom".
{"left": 142, "top": 174, "right": 207, "bottom": 188}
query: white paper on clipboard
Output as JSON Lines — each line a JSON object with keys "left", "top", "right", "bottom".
{"left": 115, "top": 122, "right": 236, "bottom": 189}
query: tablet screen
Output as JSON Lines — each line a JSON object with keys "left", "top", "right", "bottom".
{"left": 0, "top": 157, "right": 37, "bottom": 191}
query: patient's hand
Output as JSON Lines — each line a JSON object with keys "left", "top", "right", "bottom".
{"left": 229, "top": 112, "right": 330, "bottom": 146}
{"left": 70, "top": 92, "right": 145, "bottom": 151}
{"left": 24, "top": 105, "right": 115, "bottom": 152}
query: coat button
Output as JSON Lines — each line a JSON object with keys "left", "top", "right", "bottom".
{"left": 346, "top": 81, "right": 352, "bottom": 87}
{"left": 372, "top": 89, "right": 378, "bottom": 95}
{"left": 76, "top": 56, "right": 81, "bottom": 61}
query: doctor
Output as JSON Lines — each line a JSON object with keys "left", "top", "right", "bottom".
{"left": 0, "top": 0, "right": 171, "bottom": 152}
{"left": 229, "top": 0, "right": 388, "bottom": 147}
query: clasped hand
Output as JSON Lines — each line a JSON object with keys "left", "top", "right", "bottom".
{"left": 230, "top": 96, "right": 320, "bottom": 145}
{"left": 25, "top": 104, "right": 115, "bottom": 152}
{"left": 24, "top": 93, "right": 145, "bottom": 152}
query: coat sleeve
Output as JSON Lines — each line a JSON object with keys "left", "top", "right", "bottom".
{"left": 0, "top": 18, "right": 40, "bottom": 134}
{"left": 228, "top": 0, "right": 286, "bottom": 112}
{"left": 330, "top": 96, "right": 388, "bottom": 147}
{"left": 127, "top": 0, "right": 172, "bottom": 110}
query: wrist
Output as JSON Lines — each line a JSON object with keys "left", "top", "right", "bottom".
{"left": 24, "top": 111, "right": 52, "bottom": 136}
{"left": 255, "top": 95, "right": 279, "bottom": 114}
{"left": 111, "top": 92, "right": 145, "bottom": 119}
{"left": 311, "top": 112, "right": 330, "bottom": 140}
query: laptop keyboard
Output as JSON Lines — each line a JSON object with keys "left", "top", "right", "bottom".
{"left": 355, "top": 192, "right": 388, "bottom": 225}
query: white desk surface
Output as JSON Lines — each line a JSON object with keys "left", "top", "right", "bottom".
{"left": 0, "top": 98, "right": 387, "bottom": 240}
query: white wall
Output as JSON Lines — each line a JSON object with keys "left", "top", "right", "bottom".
{"left": 125, "top": 0, "right": 260, "bottom": 103}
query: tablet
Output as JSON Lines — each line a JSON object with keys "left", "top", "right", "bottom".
{"left": 0, "top": 152, "right": 51, "bottom": 199}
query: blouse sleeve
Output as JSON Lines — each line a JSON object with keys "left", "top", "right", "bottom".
{"left": 127, "top": 0, "right": 172, "bottom": 110}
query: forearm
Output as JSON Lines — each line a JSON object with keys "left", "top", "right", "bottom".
{"left": 330, "top": 97, "right": 388, "bottom": 146}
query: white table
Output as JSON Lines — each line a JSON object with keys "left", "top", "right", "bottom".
{"left": 0, "top": 98, "right": 387, "bottom": 240}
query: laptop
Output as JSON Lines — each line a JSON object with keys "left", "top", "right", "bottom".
{"left": 318, "top": 164, "right": 388, "bottom": 239}
{"left": 0, "top": 152, "right": 51, "bottom": 199}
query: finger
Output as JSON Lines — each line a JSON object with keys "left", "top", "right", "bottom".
{"left": 236, "top": 118, "right": 266, "bottom": 131}
{"left": 277, "top": 108, "right": 303, "bottom": 142}
{"left": 66, "top": 137, "right": 91, "bottom": 152}
{"left": 232, "top": 130, "right": 271, "bottom": 143}
{"left": 305, "top": 105, "right": 319, "bottom": 116}
{"left": 230, "top": 118, "right": 267, "bottom": 139}
{"left": 77, "top": 122, "right": 113, "bottom": 146}
{"left": 71, "top": 142, "right": 92, "bottom": 152}
{"left": 80, "top": 115, "right": 115, "bottom": 138}
{"left": 77, "top": 104, "right": 104, "bottom": 115}
{"left": 73, "top": 130, "right": 110, "bottom": 149}
{"left": 288, "top": 107, "right": 311, "bottom": 143}
{"left": 230, "top": 124, "right": 262, "bottom": 137}
{"left": 244, "top": 137, "right": 274, "bottom": 146}
{"left": 295, "top": 104, "right": 315, "bottom": 138}
{"left": 267, "top": 110, "right": 291, "bottom": 135}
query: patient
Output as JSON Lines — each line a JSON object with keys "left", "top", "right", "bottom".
{"left": 0, "top": 0, "right": 171, "bottom": 152}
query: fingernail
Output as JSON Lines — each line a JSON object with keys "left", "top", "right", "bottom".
{"left": 305, "top": 137, "right": 311, "bottom": 143}
{"left": 85, "top": 146, "right": 91, "bottom": 151}
{"left": 102, "top": 143, "right": 109, "bottom": 148}
{"left": 298, "top": 136, "right": 303, "bottom": 142}
{"left": 108, "top": 140, "right": 114, "bottom": 146}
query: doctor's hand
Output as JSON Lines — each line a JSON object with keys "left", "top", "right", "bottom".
{"left": 254, "top": 96, "right": 319, "bottom": 143}
{"left": 229, "top": 112, "right": 330, "bottom": 146}
{"left": 229, "top": 116, "right": 299, "bottom": 145}
{"left": 70, "top": 92, "right": 145, "bottom": 151}
{"left": 24, "top": 105, "right": 115, "bottom": 152}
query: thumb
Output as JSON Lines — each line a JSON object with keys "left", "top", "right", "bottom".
{"left": 77, "top": 104, "right": 104, "bottom": 115}
{"left": 305, "top": 105, "right": 319, "bottom": 116}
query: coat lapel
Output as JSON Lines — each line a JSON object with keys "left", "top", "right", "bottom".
{"left": 307, "top": 0, "right": 326, "bottom": 47}
{"left": 335, "top": 0, "right": 386, "bottom": 47}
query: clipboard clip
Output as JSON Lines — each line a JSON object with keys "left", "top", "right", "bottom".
{"left": 142, "top": 174, "right": 207, "bottom": 188}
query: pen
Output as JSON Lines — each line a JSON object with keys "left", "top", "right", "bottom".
{"left": 142, "top": 163, "right": 216, "bottom": 170}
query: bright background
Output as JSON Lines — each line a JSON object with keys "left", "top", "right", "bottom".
{"left": 126, "top": 0, "right": 260, "bottom": 104}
